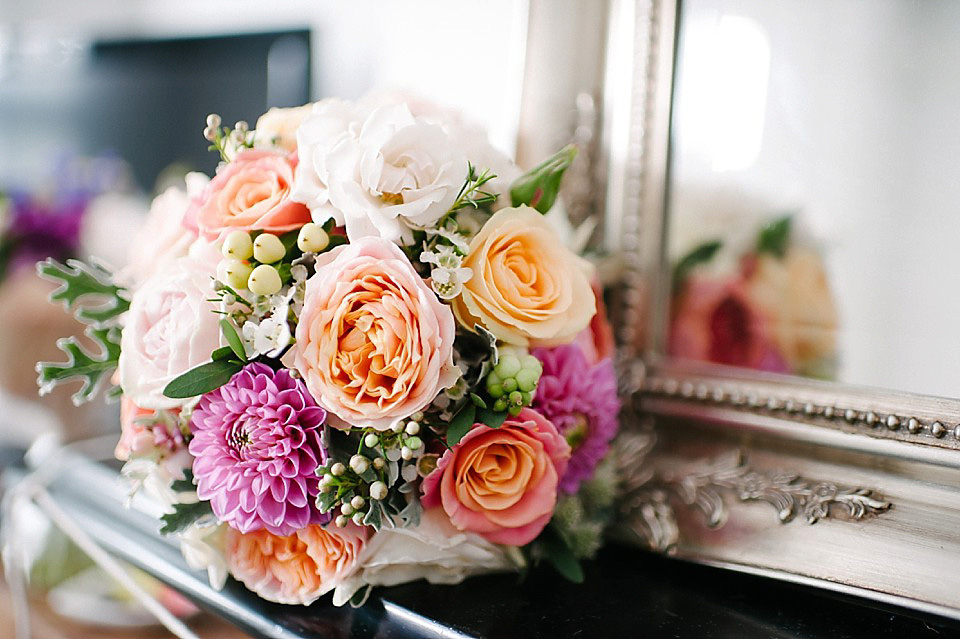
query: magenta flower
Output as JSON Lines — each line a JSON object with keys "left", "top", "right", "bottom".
{"left": 189, "top": 362, "right": 330, "bottom": 535}
{"left": 532, "top": 344, "right": 620, "bottom": 494}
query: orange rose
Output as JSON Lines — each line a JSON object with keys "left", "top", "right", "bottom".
{"left": 226, "top": 524, "right": 368, "bottom": 605}
{"left": 452, "top": 206, "right": 595, "bottom": 346}
{"left": 195, "top": 149, "right": 311, "bottom": 240}
{"left": 421, "top": 408, "right": 570, "bottom": 546}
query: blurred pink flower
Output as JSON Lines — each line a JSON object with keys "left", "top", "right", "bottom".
{"left": 669, "top": 275, "right": 789, "bottom": 373}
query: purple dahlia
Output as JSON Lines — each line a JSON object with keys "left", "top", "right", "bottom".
{"left": 189, "top": 362, "right": 330, "bottom": 535}
{"left": 532, "top": 344, "right": 620, "bottom": 494}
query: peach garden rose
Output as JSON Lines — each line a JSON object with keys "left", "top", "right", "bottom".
{"left": 452, "top": 205, "right": 596, "bottom": 347}
{"left": 226, "top": 524, "right": 368, "bottom": 606}
{"left": 292, "top": 236, "right": 459, "bottom": 430}
{"left": 421, "top": 408, "right": 571, "bottom": 546}
{"left": 195, "top": 148, "right": 311, "bottom": 240}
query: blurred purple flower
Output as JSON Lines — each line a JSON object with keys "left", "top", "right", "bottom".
{"left": 4, "top": 192, "right": 87, "bottom": 272}
{"left": 189, "top": 362, "right": 330, "bottom": 535}
{"left": 532, "top": 344, "right": 620, "bottom": 494}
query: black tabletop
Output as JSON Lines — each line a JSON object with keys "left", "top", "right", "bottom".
{"left": 231, "top": 544, "right": 960, "bottom": 639}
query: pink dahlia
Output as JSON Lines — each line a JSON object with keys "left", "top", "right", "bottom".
{"left": 531, "top": 344, "right": 620, "bottom": 494}
{"left": 189, "top": 362, "right": 330, "bottom": 535}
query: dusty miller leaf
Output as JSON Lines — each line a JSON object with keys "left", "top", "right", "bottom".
{"left": 37, "top": 326, "right": 122, "bottom": 406}
{"left": 159, "top": 500, "right": 214, "bottom": 535}
{"left": 37, "top": 258, "right": 129, "bottom": 326}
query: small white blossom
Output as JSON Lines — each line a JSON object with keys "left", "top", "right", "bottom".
{"left": 421, "top": 246, "right": 473, "bottom": 300}
{"left": 241, "top": 315, "right": 291, "bottom": 358}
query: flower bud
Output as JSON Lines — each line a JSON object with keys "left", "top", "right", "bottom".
{"left": 340, "top": 502, "right": 354, "bottom": 517}
{"left": 349, "top": 455, "right": 370, "bottom": 474}
{"left": 502, "top": 378, "right": 518, "bottom": 393}
{"left": 334, "top": 515, "right": 348, "bottom": 528}
{"left": 222, "top": 230, "right": 254, "bottom": 260}
{"left": 521, "top": 354, "right": 543, "bottom": 373}
{"left": 363, "top": 433, "right": 379, "bottom": 448}
{"left": 206, "top": 113, "right": 222, "bottom": 128}
{"left": 203, "top": 126, "right": 217, "bottom": 141}
{"left": 392, "top": 421, "right": 405, "bottom": 434}
{"left": 234, "top": 120, "right": 249, "bottom": 133}
{"left": 330, "top": 462, "right": 346, "bottom": 476}
{"left": 401, "top": 446, "right": 413, "bottom": 461}
{"left": 252, "top": 233, "right": 286, "bottom": 263}
{"left": 351, "top": 495, "right": 366, "bottom": 510}
{"left": 404, "top": 421, "right": 420, "bottom": 436}
{"left": 247, "top": 264, "right": 282, "bottom": 295}
{"left": 297, "top": 222, "right": 330, "bottom": 253}
{"left": 372, "top": 456, "right": 385, "bottom": 470}
{"left": 515, "top": 368, "right": 540, "bottom": 393}
{"left": 370, "top": 481, "right": 388, "bottom": 500}
{"left": 352, "top": 512, "right": 366, "bottom": 526}
{"left": 221, "top": 259, "right": 253, "bottom": 291}
{"left": 496, "top": 354, "right": 522, "bottom": 379}
{"left": 405, "top": 436, "right": 423, "bottom": 450}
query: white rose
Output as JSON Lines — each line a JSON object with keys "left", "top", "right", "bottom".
{"left": 117, "top": 240, "right": 222, "bottom": 410}
{"left": 118, "top": 172, "right": 209, "bottom": 290}
{"left": 292, "top": 101, "right": 468, "bottom": 244}
{"left": 179, "top": 522, "right": 228, "bottom": 590}
{"left": 340, "top": 508, "right": 518, "bottom": 600}
{"left": 254, "top": 103, "right": 315, "bottom": 152}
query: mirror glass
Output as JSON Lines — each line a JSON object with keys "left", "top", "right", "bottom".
{"left": 664, "top": 0, "right": 960, "bottom": 397}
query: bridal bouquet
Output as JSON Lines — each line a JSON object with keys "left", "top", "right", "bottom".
{"left": 36, "top": 94, "right": 621, "bottom": 606}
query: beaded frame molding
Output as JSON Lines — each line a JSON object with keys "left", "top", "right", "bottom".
{"left": 599, "top": 0, "right": 960, "bottom": 620}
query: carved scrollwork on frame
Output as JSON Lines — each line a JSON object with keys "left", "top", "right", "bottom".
{"left": 613, "top": 433, "right": 893, "bottom": 553}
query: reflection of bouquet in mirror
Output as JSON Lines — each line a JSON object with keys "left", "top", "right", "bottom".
{"left": 669, "top": 215, "right": 838, "bottom": 379}
{"left": 34, "top": 94, "right": 623, "bottom": 607}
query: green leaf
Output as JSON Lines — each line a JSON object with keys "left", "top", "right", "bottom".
{"left": 170, "top": 470, "right": 197, "bottom": 493}
{"left": 469, "top": 393, "right": 488, "bottom": 409}
{"left": 159, "top": 500, "right": 214, "bottom": 535}
{"left": 477, "top": 406, "right": 508, "bottom": 430}
{"left": 37, "top": 326, "right": 122, "bottom": 406}
{"left": 398, "top": 494, "right": 422, "bottom": 528}
{"left": 163, "top": 359, "right": 243, "bottom": 399}
{"left": 211, "top": 346, "right": 234, "bottom": 361}
{"left": 540, "top": 525, "right": 585, "bottom": 584}
{"left": 37, "top": 259, "right": 129, "bottom": 326}
{"left": 756, "top": 215, "right": 793, "bottom": 258}
{"left": 446, "top": 403, "right": 477, "bottom": 447}
{"left": 219, "top": 319, "right": 247, "bottom": 361}
{"left": 510, "top": 145, "right": 578, "bottom": 213}
{"left": 672, "top": 240, "right": 722, "bottom": 291}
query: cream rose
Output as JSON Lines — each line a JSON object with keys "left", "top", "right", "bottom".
{"left": 117, "top": 241, "right": 222, "bottom": 410}
{"left": 254, "top": 103, "right": 314, "bottom": 152}
{"left": 292, "top": 237, "right": 458, "bottom": 430}
{"left": 341, "top": 507, "right": 517, "bottom": 596}
{"left": 292, "top": 101, "right": 468, "bottom": 244}
{"left": 452, "top": 206, "right": 596, "bottom": 346}
{"left": 117, "top": 172, "right": 208, "bottom": 289}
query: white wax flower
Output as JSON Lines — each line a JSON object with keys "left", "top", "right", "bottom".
{"left": 178, "top": 522, "right": 228, "bottom": 590}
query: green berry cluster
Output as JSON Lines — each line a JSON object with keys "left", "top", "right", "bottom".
{"left": 485, "top": 352, "right": 543, "bottom": 416}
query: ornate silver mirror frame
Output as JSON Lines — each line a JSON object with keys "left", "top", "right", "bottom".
{"left": 601, "top": 0, "right": 960, "bottom": 620}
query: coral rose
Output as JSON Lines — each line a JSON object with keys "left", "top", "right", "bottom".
{"left": 226, "top": 524, "right": 368, "bottom": 606}
{"left": 421, "top": 408, "right": 571, "bottom": 546}
{"left": 292, "top": 237, "right": 459, "bottom": 430}
{"left": 452, "top": 206, "right": 596, "bottom": 347}
{"left": 195, "top": 149, "right": 310, "bottom": 240}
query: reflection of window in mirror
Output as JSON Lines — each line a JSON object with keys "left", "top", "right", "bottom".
{"left": 665, "top": 0, "right": 960, "bottom": 398}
